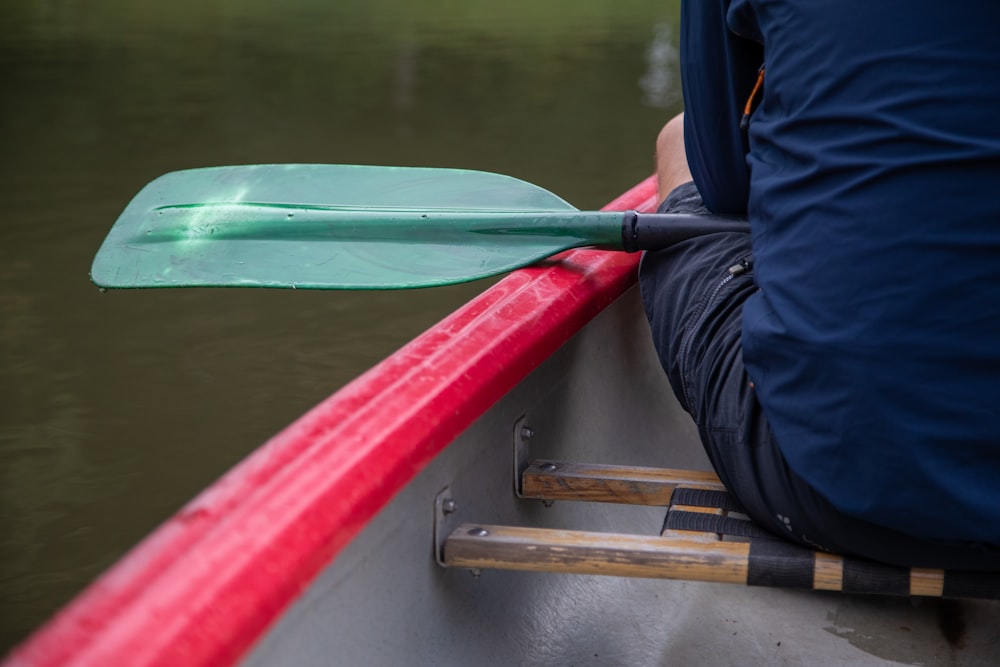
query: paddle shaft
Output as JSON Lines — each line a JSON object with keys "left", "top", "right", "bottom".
{"left": 144, "top": 202, "right": 748, "bottom": 250}
{"left": 623, "top": 212, "right": 749, "bottom": 252}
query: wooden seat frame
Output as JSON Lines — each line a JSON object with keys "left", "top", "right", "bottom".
{"left": 442, "top": 460, "right": 1000, "bottom": 600}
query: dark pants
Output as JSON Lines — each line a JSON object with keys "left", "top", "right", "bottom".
{"left": 639, "top": 182, "right": 1000, "bottom": 571}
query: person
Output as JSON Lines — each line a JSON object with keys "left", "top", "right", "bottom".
{"left": 640, "top": 1, "right": 1000, "bottom": 570}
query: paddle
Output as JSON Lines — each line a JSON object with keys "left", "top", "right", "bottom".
{"left": 90, "top": 164, "right": 748, "bottom": 290}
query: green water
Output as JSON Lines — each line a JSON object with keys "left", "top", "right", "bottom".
{"left": 0, "top": 0, "right": 681, "bottom": 652}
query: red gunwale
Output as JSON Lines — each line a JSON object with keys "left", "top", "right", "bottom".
{"left": 5, "top": 176, "right": 660, "bottom": 667}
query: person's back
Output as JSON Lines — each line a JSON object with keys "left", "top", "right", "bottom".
{"left": 734, "top": 2, "right": 1000, "bottom": 543}
{"left": 659, "top": 0, "right": 1000, "bottom": 561}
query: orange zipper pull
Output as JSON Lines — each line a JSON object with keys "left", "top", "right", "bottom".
{"left": 740, "top": 65, "right": 765, "bottom": 131}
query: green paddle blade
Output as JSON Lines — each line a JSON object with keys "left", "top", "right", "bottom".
{"left": 90, "top": 164, "right": 624, "bottom": 290}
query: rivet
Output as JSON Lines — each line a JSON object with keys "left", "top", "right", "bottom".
{"left": 467, "top": 527, "right": 490, "bottom": 537}
{"left": 539, "top": 463, "right": 558, "bottom": 472}
{"left": 441, "top": 499, "right": 457, "bottom": 514}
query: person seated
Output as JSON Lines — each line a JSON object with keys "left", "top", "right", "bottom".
{"left": 640, "top": 0, "right": 1000, "bottom": 570}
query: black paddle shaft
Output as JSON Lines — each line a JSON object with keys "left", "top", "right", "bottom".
{"left": 621, "top": 211, "right": 750, "bottom": 252}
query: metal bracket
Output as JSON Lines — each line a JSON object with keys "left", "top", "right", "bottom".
{"left": 513, "top": 414, "right": 533, "bottom": 497}
{"left": 433, "top": 488, "right": 484, "bottom": 576}
{"left": 433, "top": 486, "right": 458, "bottom": 567}
{"left": 436, "top": 415, "right": 540, "bottom": 567}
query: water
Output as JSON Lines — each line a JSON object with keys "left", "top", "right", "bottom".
{"left": 0, "top": 0, "right": 681, "bottom": 652}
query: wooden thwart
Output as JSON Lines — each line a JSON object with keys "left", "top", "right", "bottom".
{"left": 444, "top": 524, "right": 749, "bottom": 583}
{"left": 520, "top": 459, "right": 725, "bottom": 506}
{"left": 442, "top": 459, "right": 1000, "bottom": 600}
{"left": 443, "top": 523, "right": 960, "bottom": 596}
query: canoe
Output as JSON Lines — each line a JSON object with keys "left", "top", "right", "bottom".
{"left": 6, "top": 176, "right": 1000, "bottom": 667}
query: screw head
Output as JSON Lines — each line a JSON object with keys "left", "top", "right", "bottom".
{"left": 520, "top": 426, "right": 535, "bottom": 440}
{"left": 441, "top": 499, "right": 457, "bottom": 514}
{"left": 467, "top": 527, "right": 490, "bottom": 537}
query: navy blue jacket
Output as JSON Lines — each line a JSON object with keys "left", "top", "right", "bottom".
{"left": 682, "top": 0, "right": 1000, "bottom": 542}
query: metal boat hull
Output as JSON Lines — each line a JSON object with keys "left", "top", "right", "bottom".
{"left": 241, "top": 288, "right": 1000, "bottom": 666}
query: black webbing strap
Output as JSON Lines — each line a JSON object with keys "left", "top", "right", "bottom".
{"left": 747, "top": 537, "right": 815, "bottom": 589}
{"left": 943, "top": 571, "right": 1000, "bottom": 600}
{"left": 663, "top": 509, "right": 770, "bottom": 538}
{"left": 662, "top": 477, "right": 1000, "bottom": 599}
{"left": 841, "top": 558, "right": 910, "bottom": 596}
{"left": 671, "top": 486, "right": 747, "bottom": 513}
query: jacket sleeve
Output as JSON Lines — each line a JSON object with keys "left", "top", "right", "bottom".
{"left": 680, "top": 0, "right": 763, "bottom": 215}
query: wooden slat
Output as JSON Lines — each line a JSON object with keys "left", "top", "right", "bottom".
{"left": 910, "top": 568, "right": 946, "bottom": 597}
{"left": 503, "top": 461, "right": 984, "bottom": 599}
{"left": 521, "top": 460, "right": 725, "bottom": 506}
{"left": 443, "top": 523, "right": 750, "bottom": 583}
{"left": 813, "top": 552, "right": 844, "bottom": 591}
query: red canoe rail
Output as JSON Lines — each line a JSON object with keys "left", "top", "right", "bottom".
{"left": 4, "top": 176, "right": 660, "bottom": 667}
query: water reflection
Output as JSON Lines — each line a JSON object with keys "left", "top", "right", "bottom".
{"left": 0, "top": 0, "right": 681, "bottom": 652}
{"left": 640, "top": 21, "right": 681, "bottom": 109}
